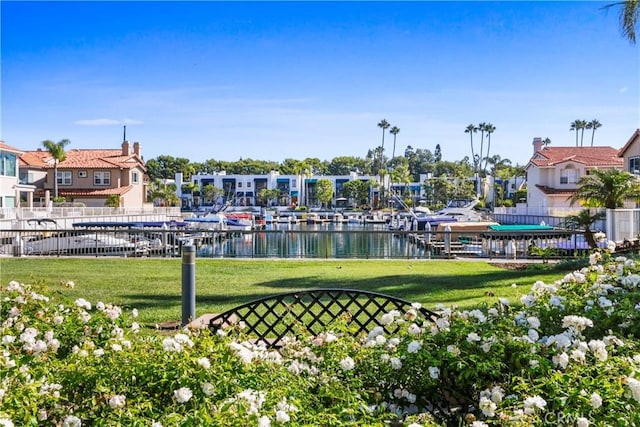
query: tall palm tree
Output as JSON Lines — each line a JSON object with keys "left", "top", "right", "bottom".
{"left": 542, "top": 137, "right": 552, "bottom": 147}
{"left": 570, "top": 169, "right": 640, "bottom": 209}
{"left": 41, "top": 139, "right": 71, "bottom": 198}
{"left": 570, "top": 120, "right": 581, "bottom": 147}
{"left": 603, "top": 0, "right": 639, "bottom": 44}
{"left": 481, "top": 123, "right": 496, "bottom": 174}
{"left": 570, "top": 119, "right": 588, "bottom": 146}
{"left": 389, "top": 126, "right": 400, "bottom": 160}
{"left": 485, "top": 154, "right": 511, "bottom": 206}
{"left": 578, "top": 119, "right": 588, "bottom": 146}
{"left": 477, "top": 122, "right": 487, "bottom": 175}
{"left": 377, "top": 119, "right": 390, "bottom": 173}
{"left": 587, "top": 119, "right": 603, "bottom": 146}
{"left": 464, "top": 124, "right": 479, "bottom": 174}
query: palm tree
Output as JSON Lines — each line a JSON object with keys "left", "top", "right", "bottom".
{"left": 563, "top": 209, "right": 607, "bottom": 249}
{"left": 481, "top": 123, "right": 496, "bottom": 174}
{"left": 570, "top": 120, "right": 581, "bottom": 147}
{"left": 542, "top": 137, "right": 552, "bottom": 147}
{"left": 464, "top": 124, "right": 479, "bottom": 174}
{"left": 484, "top": 154, "right": 510, "bottom": 207}
{"left": 41, "top": 139, "right": 71, "bottom": 198}
{"left": 389, "top": 126, "right": 400, "bottom": 160}
{"left": 477, "top": 122, "right": 488, "bottom": 175}
{"left": 377, "top": 119, "right": 390, "bottom": 173}
{"left": 570, "top": 169, "right": 640, "bottom": 209}
{"left": 603, "top": 0, "right": 639, "bottom": 44}
{"left": 578, "top": 119, "right": 588, "bottom": 146}
{"left": 587, "top": 119, "right": 603, "bottom": 146}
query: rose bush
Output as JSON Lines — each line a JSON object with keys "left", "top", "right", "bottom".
{"left": 1, "top": 251, "right": 639, "bottom": 426}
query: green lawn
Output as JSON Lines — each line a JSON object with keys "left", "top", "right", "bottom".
{"left": 0, "top": 258, "right": 569, "bottom": 325}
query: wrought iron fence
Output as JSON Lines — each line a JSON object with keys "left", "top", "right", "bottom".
{"left": 0, "top": 228, "right": 609, "bottom": 260}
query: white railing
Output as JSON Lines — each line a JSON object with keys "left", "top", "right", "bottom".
{"left": 493, "top": 205, "right": 587, "bottom": 217}
{"left": 0, "top": 206, "right": 181, "bottom": 220}
{"left": 607, "top": 209, "right": 640, "bottom": 243}
{"left": 0, "top": 207, "right": 183, "bottom": 230}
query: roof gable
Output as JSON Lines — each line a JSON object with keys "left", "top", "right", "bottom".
{"left": 618, "top": 129, "right": 640, "bottom": 157}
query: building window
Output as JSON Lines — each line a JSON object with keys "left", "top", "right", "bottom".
{"left": 247, "top": 182, "right": 252, "bottom": 188}
{"left": 78, "top": 171, "right": 87, "bottom": 178}
{"left": 94, "top": 171, "right": 111, "bottom": 186}
{"left": 238, "top": 182, "right": 243, "bottom": 188}
{"left": 630, "top": 157, "right": 640, "bottom": 175}
{"left": 0, "top": 153, "right": 17, "bottom": 177}
{"left": 292, "top": 179, "right": 297, "bottom": 187}
{"left": 560, "top": 166, "right": 577, "bottom": 185}
{"left": 57, "top": 171, "right": 72, "bottom": 185}
{"left": 132, "top": 171, "right": 139, "bottom": 184}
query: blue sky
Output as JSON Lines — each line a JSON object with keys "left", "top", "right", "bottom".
{"left": 1, "top": 1, "right": 638, "bottom": 166}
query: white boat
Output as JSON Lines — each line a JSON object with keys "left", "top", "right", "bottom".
{"left": 306, "top": 213, "right": 327, "bottom": 224}
{"left": 277, "top": 214, "right": 298, "bottom": 224}
{"left": 23, "top": 232, "right": 142, "bottom": 256}
{"left": 436, "top": 199, "right": 484, "bottom": 222}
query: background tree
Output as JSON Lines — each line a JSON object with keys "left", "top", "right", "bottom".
{"left": 587, "top": 119, "right": 603, "bottom": 146}
{"left": 327, "top": 156, "right": 368, "bottom": 176}
{"left": 389, "top": 126, "right": 400, "bottom": 160}
{"left": 570, "top": 120, "right": 582, "bottom": 147}
{"left": 542, "top": 137, "right": 552, "bottom": 147}
{"left": 570, "top": 169, "right": 640, "bottom": 209}
{"left": 145, "top": 155, "right": 194, "bottom": 181}
{"left": 376, "top": 119, "right": 390, "bottom": 173}
{"left": 485, "top": 154, "right": 511, "bottom": 207}
{"left": 342, "top": 180, "right": 370, "bottom": 208}
{"left": 481, "top": 123, "right": 496, "bottom": 174}
{"left": 603, "top": 0, "right": 639, "bottom": 43}
{"left": 105, "top": 194, "right": 121, "bottom": 208}
{"left": 562, "top": 209, "right": 607, "bottom": 249}
{"left": 464, "top": 124, "right": 479, "bottom": 174}
{"left": 315, "top": 178, "right": 334, "bottom": 208}
{"left": 434, "top": 144, "right": 442, "bottom": 163}
{"left": 258, "top": 188, "right": 281, "bottom": 207}
{"left": 148, "top": 180, "right": 179, "bottom": 207}
{"left": 41, "top": 138, "right": 70, "bottom": 198}
{"left": 201, "top": 183, "right": 224, "bottom": 205}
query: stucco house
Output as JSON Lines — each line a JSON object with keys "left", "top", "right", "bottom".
{"left": 526, "top": 137, "right": 623, "bottom": 209}
{"left": 1, "top": 141, "right": 36, "bottom": 209}
{"left": 19, "top": 141, "right": 147, "bottom": 208}
{"left": 618, "top": 129, "right": 640, "bottom": 176}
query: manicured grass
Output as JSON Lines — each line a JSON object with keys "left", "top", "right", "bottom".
{"left": 0, "top": 258, "right": 568, "bottom": 325}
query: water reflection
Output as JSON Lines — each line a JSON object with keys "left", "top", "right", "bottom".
{"left": 196, "top": 222, "right": 427, "bottom": 259}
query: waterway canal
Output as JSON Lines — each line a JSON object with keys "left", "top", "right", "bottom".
{"left": 196, "top": 222, "right": 428, "bottom": 259}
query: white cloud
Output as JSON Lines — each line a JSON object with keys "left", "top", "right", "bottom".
{"left": 74, "top": 118, "right": 144, "bottom": 126}
{"left": 619, "top": 87, "right": 628, "bottom": 93}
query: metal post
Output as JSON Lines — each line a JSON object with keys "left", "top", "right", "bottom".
{"left": 181, "top": 245, "right": 196, "bottom": 327}
{"left": 444, "top": 224, "right": 451, "bottom": 258}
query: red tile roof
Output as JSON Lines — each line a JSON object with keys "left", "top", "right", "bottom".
{"left": 534, "top": 185, "right": 577, "bottom": 196}
{"left": 19, "top": 151, "right": 49, "bottom": 167}
{"left": 35, "top": 186, "right": 134, "bottom": 197}
{"left": 529, "top": 146, "right": 623, "bottom": 168}
{"left": 20, "top": 148, "right": 145, "bottom": 171}
{"left": 0, "top": 141, "right": 24, "bottom": 153}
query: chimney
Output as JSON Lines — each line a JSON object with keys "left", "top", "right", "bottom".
{"left": 532, "top": 137, "right": 543, "bottom": 154}
{"left": 133, "top": 141, "right": 141, "bottom": 157}
{"left": 121, "top": 141, "right": 131, "bottom": 156}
